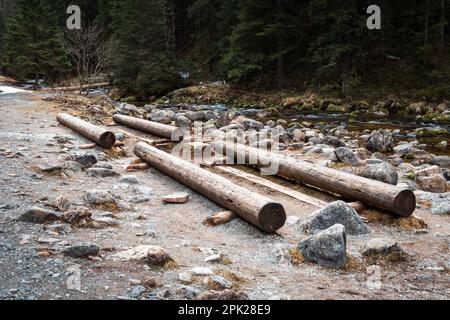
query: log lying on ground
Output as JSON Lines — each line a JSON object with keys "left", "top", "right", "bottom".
{"left": 57, "top": 113, "right": 116, "bottom": 149}
{"left": 135, "top": 142, "right": 286, "bottom": 232}
{"left": 213, "top": 142, "right": 416, "bottom": 217}
{"left": 113, "top": 114, "right": 182, "bottom": 141}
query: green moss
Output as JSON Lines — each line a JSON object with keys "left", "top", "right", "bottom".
{"left": 406, "top": 172, "right": 416, "bottom": 180}
{"left": 121, "top": 96, "right": 138, "bottom": 103}
{"left": 327, "top": 104, "right": 348, "bottom": 113}
{"left": 416, "top": 128, "right": 448, "bottom": 137}
{"left": 405, "top": 153, "right": 416, "bottom": 160}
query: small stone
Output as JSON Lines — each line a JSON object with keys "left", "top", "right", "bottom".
{"left": 178, "top": 272, "right": 193, "bottom": 284}
{"left": 84, "top": 190, "right": 117, "bottom": 206}
{"left": 416, "top": 174, "right": 447, "bottom": 193}
{"left": 178, "top": 285, "right": 201, "bottom": 300}
{"left": 18, "top": 207, "right": 61, "bottom": 224}
{"left": 431, "top": 156, "right": 450, "bottom": 168}
{"left": 67, "top": 153, "right": 97, "bottom": 168}
{"left": 191, "top": 267, "right": 214, "bottom": 276}
{"left": 162, "top": 192, "right": 189, "bottom": 204}
{"left": 114, "top": 245, "right": 170, "bottom": 266}
{"left": 63, "top": 243, "right": 100, "bottom": 258}
{"left": 365, "top": 129, "right": 394, "bottom": 153}
{"left": 207, "top": 275, "right": 232, "bottom": 290}
{"left": 415, "top": 165, "right": 442, "bottom": 177}
{"left": 130, "top": 285, "right": 146, "bottom": 299}
{"left": 361, "top": 162, "right": 398, "bottom": 185}
{"left": 119, "top": 175, "right": 139, "bottom": 184}
{"left": 195, "top": 289, "right": 248, "bottom": 300}
{"left": 63, "top": 161, "right": 82, "bottom": 172}
{"left": 87, "top": 168, "right": 120, "bottom": 178}
{"left": 298, "top": 201, "right": 370, "bottom": 235}
{"left": 334, "top": 147, "right": 360, "bottom": 166}
{"left": 362, "top": 238, "right": 406, "bottom": 259}
{"left": 204, "top": 254, "right": 221, "bottom": 263}
{"left": 298, "top": 224, "right": 347, "bottom": 269}
{"left": 94, "top": 162, "right": 113, "bottom": 169}
{"left": 53, "top": 195, "right": 70, "bottom": 212}
{"left": 38, "top": 164, "right": 63, "bottom": 173}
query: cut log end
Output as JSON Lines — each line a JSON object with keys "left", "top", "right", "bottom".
{"left": 258, "top": 203, "right": 286, "bottom": 233}
{"left": 393, "top": 190, "right": 416, "bottom": 217}
{"left": 99, "top": 132, "right": 117, "bottom": 149}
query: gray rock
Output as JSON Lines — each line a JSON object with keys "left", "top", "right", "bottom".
{"left": 67, "top": 153, "right": 97, "bottom": 168}
{"left": 87, "top": 168, "right": 120, "bottom": 178}
{"left": 362, "top": 238, "right": 406, "bottom": 258}
{"left": 298, "top": 224, "right": 347, "bottom": 269}
{"left": 416, "top": 174, "right": 447, "bottom": 193}
{"left": 444, "top": 170, "right": 450, "bottom": 181}
{"left": 94, "top": 162, "right": 113, "bottom": 169}
{"left": 178, "top": 285, "right": 201, "bottom": 300}
{"left": 208, "top": 275, "right": 232, "bottom": 289}
{"left": 129, "top": 196, "right": 150, "bottom": 204}
{"left": 18, "top": 207, "right": 61, "bottom": 224}
{"left": 63, "top": 243, "right": 100, "bottom": 258}
{"left": 63, "top": 161, "right": 82, "bottom": 172}
{"left": 431, "top": 156, "right": 450, "bottom": 168}
{"left": 84, "top": 190, "right": 117, "bottom": 206}
{"left": 38, "top": 164, "right": 63, "bottom": 173}
{"left": 0, "top": 204, "right": 19, "bottom": 211}
{"left": 322, "top": 136, "right": 346, "bottom": 148}
{"left": 130, "top": 285, "right": 146, "bottom": 299}
{"left": 175, "top": 115, "right": 192, "bottom": 128}
{"left": 116, "top": 103, "right": 139, "bottom": 116}
{"left": 242, "top": 119, "right": 264, "bottom": 131}
{"left": 361, "top": 162, "right": 398, "bottom": 185}
{"left": 195, "top": 289, "right": 249, "bottom": 300}
{"left": 334, "top": 147, "right": 360, "bottom": 166}
{"left": 298, "top": 201, "right": 370, "bottom": 235}
{"left": 365, "top": 129, "right": 394, "bottom": 153}
{"left": 119, "top": 175, "right": 139, "bottom": 184}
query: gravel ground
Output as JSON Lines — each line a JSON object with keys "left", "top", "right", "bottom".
{"left": 0, "top": 87, "right": 449, "bottom": 300}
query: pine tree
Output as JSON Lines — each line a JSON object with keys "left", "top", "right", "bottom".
{"left": 3, "top": 0, "right": 71, "bottom": 81}
{"left": 110, "top": 0, "right": 182, "bottom": 98}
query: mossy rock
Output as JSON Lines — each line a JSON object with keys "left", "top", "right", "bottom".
{"left": 416, "top": 128, "right": 448, "bottom": 137}
{"left": 121, "top": 96, "right": 138, "bottom": 103}
{"left": 349, "top": 110, "right": 360, "bottom": 117}
{"left": 327, "top": 104, "right": 348, "bottom": 113}
{"left": 406, "top": 172, "right": 416, "bottom": 180}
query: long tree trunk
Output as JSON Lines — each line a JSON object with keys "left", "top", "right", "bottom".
{"left": 213, "top": 142, "right": 416, "bottom": 217}
{"left": 134, "top": 142, "right": 286, "bottom": 233}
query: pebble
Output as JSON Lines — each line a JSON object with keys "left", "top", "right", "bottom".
{"left": 162, "top": 192, "right": 189, "bottom": 204}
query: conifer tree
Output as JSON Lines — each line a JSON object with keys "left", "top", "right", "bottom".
{"left": 3, "top": 0, "right": 70, "bottom": 81}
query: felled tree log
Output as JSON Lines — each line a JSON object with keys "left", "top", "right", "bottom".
{"left": 57, "top": 113, "right": 116, "bottom": 149}
{"left": 213, "top": 142, "right": 416, "bottom": 217}
{"left": 113, "top": 114, "right": 182, "bottom": 141}
{"left": 134, "top": 142, "right": 286, "bottom": 232}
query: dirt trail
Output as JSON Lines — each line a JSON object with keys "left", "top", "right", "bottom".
{"left": 0, "top": 87, "right": 448, "bottom": 300}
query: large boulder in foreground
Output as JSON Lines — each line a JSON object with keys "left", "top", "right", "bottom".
{"left": 298, "top": 224, "right": 347, "bottom": 269}
{"left": 297, "top": 201, "right": 370, "bottom": 235}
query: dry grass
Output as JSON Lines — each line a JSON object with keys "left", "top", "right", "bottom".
{"left": 288, "top": 248, "right": 305, "bottom": 265}
{"left": 362, "top": 209, "right": 428, "bottom": 231}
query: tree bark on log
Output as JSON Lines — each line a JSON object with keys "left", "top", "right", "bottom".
{"left": 113, "top": 114, "right": 182, "bottom": 141}
{"left": 213, "top": 142, "right": 416, "bottom": 217}
{"left": 134, "top": 142, "right": 286, "bottom": 232}
{"left": 57, "top": 113, "right": 116, "bottom": 149}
